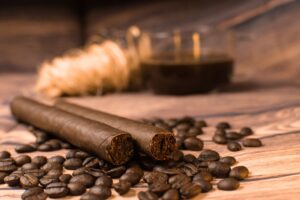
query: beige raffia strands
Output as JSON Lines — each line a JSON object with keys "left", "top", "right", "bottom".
{"left": 35, "top": 41, "right": 130, "bottom": 97}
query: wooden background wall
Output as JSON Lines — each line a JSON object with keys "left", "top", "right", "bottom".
{"left": 0, "top": 0, "right": 299, "bottom": 85}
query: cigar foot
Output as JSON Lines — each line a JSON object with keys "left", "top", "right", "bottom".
{"left": 150, "top": 133, "right": 176, "bottom": 160}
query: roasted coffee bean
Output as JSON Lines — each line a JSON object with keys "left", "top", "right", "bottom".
{"left": 40, "top": 176, "right": 59, "bottom": 187}
{"left": 216, "top": 122, "right": 231, "bottom": 129}
{"left": 217, "top": 178, "right": 240, "bottom": 190}
{"left": 240, "top": 127, "right": 253, "bottom": 136}
{"left": 230, "top": 166, "right": 249, "bottom": 180}
{"left": 175, "top": 137, "right": 184, "bottom": 149}
{"left": 60, "top": 142, "right": 73, "bottom": 149}
{"left": 187, "top": 127, "right": 203, "bottom": 136}
{"left": 198, "top": 149, "right": 220, "bottom": 161}
{"left": 175, "top": 123, "right": 191, "bottom": 132}
{"left": 155, "top": 122, "right": 171, "bottom": 131}
{"left": 82, "top": 157, "right": 99, "bottom": 168}
{"left": 170, "top": 150, "right": 183, "bottom": 162}
{"left": 149, "top": 181, "right": 170, "bottom": 194}
{"left": 208, "top": 162, "right": 231, "bottom": 178}
{"left": 66, "top": 150, "right": 89, "bottom": 160}
{"left": 59, "top": 174, "right": 72, "bottom": 183}
{"left": 94, "top": 175, "right": 112, "bottom": 188}
{"left": 120, "top": 166, "right": 144, "bottom": 186}
{"left": 22, "top": 163, "right": 39, "bottom": 171}
{"left": 242, "top": 138, "right": 262, "bottom": 147}
{"left": 181, "top": 163, "right": 198, "bottom": 176}
{"left": 14, "top": 155, "right": 31, "bottom": 166}
{"left": 23, "top": 169, "right": 45, "bottom": 179}
{"left": 183, "top": 137, "right": 203, "bottom": 151}
{"left": 37, "top": 144, "right": 53, "bottom": 151}
{"left": 213, "top": 134, "right": 227, "bottom": 144}
{"left": 183, "top": 154, "right": 196, "bottom": 163}
{"left": 45, "top": 139, "right": 62, "bottom": 150}
{"left": 68, "top": 182, "right": 86, "bottom": 196}
{"left": 174, "top": 130, "right": 187, "bottom": 139}
{"left": 225, "top": 131, "right": 242, "bottom": 140}
{"left": 70, "top": 174, "right": 95, "bottom": 188}
{"left": 105, "top": 166, "right": 126, "bottom": 178}
{"left": 179, "top": 182, "right": 202, "bottom": 198}
{"left": 193, "top": 171, "right": 213, "bottom": 182}
{"left": 153, "top": 166, "right": 183, "bottom": 175}
{"left": 31, "top": 156, "right": 47, "bottom": 167}
{"left": 21, "top": 187, "right": 47, "bottom": 200}
{"left": 89, "top": 185, "right": 111, "bottom": 199}
{"left": 193, "top": 179, "right": 212, "bottom": 192}
{"left": 113, "top": 181, "right": 131, "bottom": 195}
{"left": 98, "top": 160, "right": 110, "bottom": 170}
{"left": 143, "top": 172, "right": 168, "bottom": 185}
{"left": 80, "top": 193, "right": 101, "bottom": 200}
{"left": 63, "top": 158, "right": 82, "bottom": 170}
{"left": 164, "top": 118, "right": 178, "bottom": 128}
{"left": 161, "top": 189, "right": 179, "bottom": 200}
{"left": 74, "top": 168, "right": 105, "bottom": 178}
{"left": 4, "top": 174, "right": 21, "bottom": 187}
{"left": 11, "top": 170, "right": 23, "bottom": 176}
{"left": 168, "top": 174, "right": 191, "bottom": 189}
{"left": 0, "top": 151, "right": 11, "bottom": 159}
{"left": 44, "top": 182, "right": 69, "bottom": 198}
{"left": 219, "top": 156, "right": 237, "bottom": 166}
{"left": 215, "top": 129, "right": 226, "bottom": 136}
{"left": 139, "top": 157, "right": 156, "bottom": 170}
{"left": 20, "top": 174, "right": 39, "bottom": 189}
{"left": 41, "top": 162, "right": 63, "bottom": 172}
{"left": 138, "top": 191, "right": 158, "bottom": 200}
{"left": 0, "top": 172, "right": 8, "bottom": 184}
{"left": 227, "top": 141, "right": 242, "bottom": 151}
{"left": 0, "top": 158, "right": 17, "bottom": 172}
{"left": 194, "top": 120, "right": 207, "bottom": 128}
{"left": 15, "top": 144, "right": 36, "bottom": 153}
{"left": 48, "top": 156, "right": 65, "bottom": 164}
{"left": 47, "top": 169, "right": 63, "bottom": 178}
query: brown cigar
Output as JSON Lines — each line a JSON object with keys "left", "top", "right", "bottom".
{"left": 10, "top": 96, "right": 134, "bottom": 165}
{"left": 55, "top": 100, "right": 176, "bottom": 160}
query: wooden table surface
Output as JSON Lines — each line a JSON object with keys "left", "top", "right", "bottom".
{"left": 0, "top": 73, "right": 300, "bottom": 200}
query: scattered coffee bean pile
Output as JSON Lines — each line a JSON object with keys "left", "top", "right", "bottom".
{"left": 0, "top": 117, "right": 263, "bottom": 200}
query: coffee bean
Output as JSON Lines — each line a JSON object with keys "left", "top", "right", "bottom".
{"left": 216, "top": 122, "right": 231, "bottom": 129}
{"left": 198, "top": 149, "right": 220, "bottom": 161}
{"left": 183, "top": 154, "right": 196, "bottom": 163}
{"left": 120, "top": 166, "right": 144, "bottom": 186}
{"left": 168, "top": 174, "right": 191, "bottom": 189}
{"left": 45, "top": 182, "right": 69, "bottom": 198}
{"left": 208, "top": 162, "right": 231, "bottom": 178}
{"left": 47, "top": 169, "right": 63, "bottom": 178}
{"left": 175, "top": 137, "right": 184, "bottom": 149}
{"left": 73, "top": 168, "right": 104, "bottom": 178}
{"left": 240, "top": 127, "right": 253, "bottom": 136}
{"left": 105, "top": 166, "right": 126, "bottom": 178}
{"left": 95, "top": 175, "right": 112, "bottom": 187}
{"left": 215, "top": 129, "right": 226, "bottom": 136}
{"left": 89, "top": 185, "right": 111, "bottom": 199}
{"left": 242, "top": 138, "right": 262, "bottom": 147}
{"left": 187, "top": 127, "right": 203, "bottom": 136}
{"left": 48, "top": 156, "right": 65, "bottom": 164}
{"left": 227, "top": 141, "right": 242, "bottom": 151}
{"left": 153, "top": 166, "right": 183, "bottom": 176}
{"left": 21, "top": 163, "right": 39, "bottom": 171}
{"left": 31, "top": 156, "right": 47, "bottom": 167}
{"left": 45, "top": 139, "right": 62, "bottom": 150}
{"left": 193, "top": 171, "right": 213, "bottom": 182}
{"left": 161, "top": 189, "right": 179, "bottom": 200}
{"left": 171, "top": 150, "right": 183, "bottom": 162}
{"left": 59, "top": 174, "right": 72, "bottom": 183}
{"left": 194, "top": 120, "right": 207, "bottom": 128}
{"left": 15, "top": 144, "right": 36, "bottom": 153}
{"left": 219, "top": 156, "right": 237, "bottom": 166}
{"left": 138, "top": 191, "right": 158, "bottom": 200}
{"left": 82, "top": 157, "right": 99, "bottom": 168}
{"left": 225, "top": 131, "right": 242, "bottom": 140}
{"left": 213, "top": 134, "right": 227, "bottom": 144}
{"left": 80, "top": 193, "right": 101, "bottom": 200}
{"left": 40, "top": 176, "right": 59, "bottom": 187}
{"left": 66, "top": 150, "right": 89, "bottom": 159}
{"left": 0, "top": 158, "right": 17, "bottom": 172}
{"left": 20, "top": 174, "right": 39, "bottom": 189}
{"left": 23, "top": 169, "right": 45, "bottom": 179}
{"left": 0, "top": 151, "right": 11, "bottom": 159}
{"left": 179, "top": 182, "right": 202, "bottom": 198}
{"left": 164, "top": 118, "right": 178, "bottom": 128}
{"left": 70, "top": 174, "right": 95, "bottom": 188}
{"left": 21, "top": 187, "right": 47, "bottom": 200}
{"left": 14, "top": 155, "right": 31, "bottom": 166}
{"left": 183, "top": 137, "right": 203, "bottom": 151}
{"left": 139, "top": 157, "right": 156, "bottom": 171}
{"left": 63, "top": 158, "right": 82, "bottom": 170}
{"left": 0, "top": 172, "right": 8, "bottom": 184}
{"left": 217, "top": 178, "right": 240, "bottom": 190}
{"left": 155, "top": 122, "right": 171, "bottom": 131}
{"left": 181, "top": 163, "right": 198, "bottom": 177}
{"left": 41, "top": 162, "right": 63, "bottom": 172}
{"left": 68, "top": 182, "right": 86, "bottom": 195}
{"left": 4, "top": 174, "right": 21, "bottom": 187}
{"left": 193, "top": 179, "right": 212, "bottom": 192}
{"left": 113, "top": 181, "right": 131, "bottom": 195}
{"left": 37, "top": 144, "right": 53, "bottom": 151}
{"left": 149, "top": 181, "right": 170, "bottom": 194}
{"left": 175, "top": 123, "right": 191, "bottom": 132}
{"left": 61, "top": 142, "right": 73, "bottom": 149}
{"left": 144, "top": 172, "right": 168, "bottom": 185}
{"left": 230, "top": 166, "right": 249, "bottom": 180}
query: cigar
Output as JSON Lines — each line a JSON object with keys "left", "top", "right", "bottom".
{"left": 55, "top": 100, "right": 176, "bottom": 160}
{"left": 10, "top": 96, "right": 134, "bottom": 165}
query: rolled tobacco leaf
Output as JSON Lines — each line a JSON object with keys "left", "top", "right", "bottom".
{"left": 55, "top": 100, "right": 176, "bottom": 160}
{"left": 10, "top": 96, "right": 134, "bottom": 165}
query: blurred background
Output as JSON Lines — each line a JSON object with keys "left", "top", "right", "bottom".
{"left": 0, "top": 0, "right": 299, "bottom": 86}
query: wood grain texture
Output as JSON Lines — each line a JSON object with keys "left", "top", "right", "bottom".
{"left": 0, "top": 73, "right": 300, "bottom": 199}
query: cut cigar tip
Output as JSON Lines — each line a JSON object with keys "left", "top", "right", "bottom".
{"left": 150, "top": 132, "right": 176, "bottom": 160}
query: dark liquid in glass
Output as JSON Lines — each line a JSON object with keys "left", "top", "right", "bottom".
{"left": 141, "top": 53, "right": 234, "bottom": 95}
